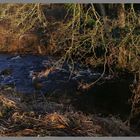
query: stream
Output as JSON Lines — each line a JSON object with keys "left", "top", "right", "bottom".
{"left": 0, "top": 54, "right": 101, "bottom": 94}
{"left": 0, "top": 54, "right": 133, "bottom": 119}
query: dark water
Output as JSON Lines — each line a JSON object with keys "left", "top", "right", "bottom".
{"left": 0, "top": 54, "right": 132, "bottom": 118}
{"left": 0, "top": 54, "right": 50, "bottom": 93}
{"left": 0, "top": 54, "right": 101, "bottom": 94}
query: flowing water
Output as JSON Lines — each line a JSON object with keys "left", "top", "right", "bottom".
{"left": 0, "top": 53, "right": 132, "bottom": 119}
{"left": 0, "top": 54, "right": 100, "bottom": 94}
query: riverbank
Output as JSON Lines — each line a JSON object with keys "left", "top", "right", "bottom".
{"left": 0, "top": 87, "right": 137, "bottom": 136}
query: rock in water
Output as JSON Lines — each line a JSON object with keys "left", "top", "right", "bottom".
{"left": 11, "top": 55, "right": 21, "bottom": 60}
{"left": 0, "top": 68, "right": 13, "bottom": 76}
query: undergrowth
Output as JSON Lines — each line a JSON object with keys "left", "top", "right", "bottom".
{"left": 0, "top": 3, "right": 140, "bottom": 131}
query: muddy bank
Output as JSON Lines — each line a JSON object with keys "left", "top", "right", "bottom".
{"left": 0, "top": 89, "right": 137, "bottom": 136}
